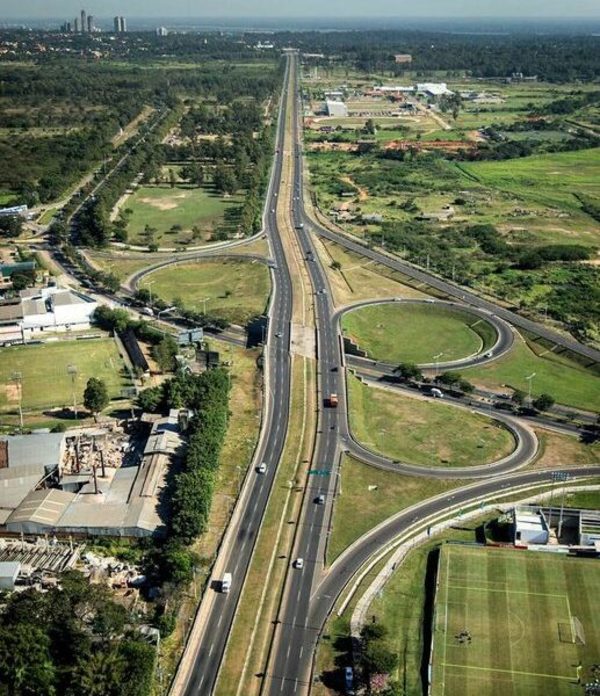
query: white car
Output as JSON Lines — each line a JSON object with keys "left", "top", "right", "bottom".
{"left": 294, "top": 558, "right": 304, "bottom": 569}
{"left": 257, "top": 462, "right": 267, "bottom": 474}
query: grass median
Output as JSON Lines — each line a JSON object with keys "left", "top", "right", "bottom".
{"left": 463, "top": 333, "right": 600, "bottom": 411}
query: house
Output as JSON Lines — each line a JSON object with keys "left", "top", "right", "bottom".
{"left": 394, "top": 54, "right": 412, "bottom": 64}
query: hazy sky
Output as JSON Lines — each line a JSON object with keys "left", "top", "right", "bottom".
{"left": 3, "top": 0, "right": 599, "bottom": 19}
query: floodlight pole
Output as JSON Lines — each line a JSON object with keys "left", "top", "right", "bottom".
{"left": 433, "top": 352, "right": 444, "bottom": 378}
{"left": 525, "top": 372, "right": 536, "bottom": 408}
{"left": 67, "top": 364, "right": 78, "bottom": 419}
{"left": 11, "top": 372, "right": 23, "bottom": 433}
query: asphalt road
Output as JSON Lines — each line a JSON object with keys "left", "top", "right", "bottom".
{"left": 262, "top": 54, "right": 599, "bottom": 696}
{"left": 177, "top": 59, "right": 296, "bottom": 696}
{"left": 303, "top": 215, "right": 600, "bottom": 367}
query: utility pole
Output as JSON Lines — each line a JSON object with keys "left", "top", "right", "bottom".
{"left": 551, "top": 471, "right": 570, "bottom": 540}
{"left": 67, "top": 364, "right": 78, "bottom": 419}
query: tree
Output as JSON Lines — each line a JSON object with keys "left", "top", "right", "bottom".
{"left": 511, "top": 389, "right": 525, "bottom": 407}
{"left": 0, "top": 624, "right": 56, "bottom": 695}
{"left": 533, "top": 393, "right": 555, "bottom": 412}
{"left": 361, "top": 622, "right": 388, "bottom": 642}
{"left": 169, "top": 168, "right": 177, "bottom": 189}
{"left": 10, "top": 271, "right": 35, "bottom": 292}
{"left": 330, "top": 260, "right": 342, "bottom": 271}
{"left": 393, "top": 362, "right": 423, "bottom": 382}
{"left": 361, "top": 641, "right": 397, "bottom": 675}
{"left": 0, "top": 215, "right": 23, "bottom": 238}
{"left": 152, "top": 335, "right": 179, "bottom": 373}
{"left": 458, "top": 379, "right": 475, "bottom": 394}
{"left": 437, "top": 371, "right": 462, "bottom": 387}
{"left": 83, "top": 377, "right": 109, "bottom": 416}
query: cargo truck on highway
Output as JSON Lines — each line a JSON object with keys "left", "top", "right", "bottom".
{"left": 327, "top": 393, "right": 339, "bottom": 407}
{"left": 221, "top": 572, "right": 232, "bottom": 593}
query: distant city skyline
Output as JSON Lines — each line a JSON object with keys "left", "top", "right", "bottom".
{"left": 2, "top": 0, "right": 600, "bottom": 19}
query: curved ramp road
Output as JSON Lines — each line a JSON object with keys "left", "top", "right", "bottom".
{"left": 337, "top": 298, "right": 515, "bottom": 370}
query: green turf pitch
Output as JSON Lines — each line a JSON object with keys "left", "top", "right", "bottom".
{"left": 431, "top": 545, "right": 600, "bottom": 696}
{"left": 0, "top": 338, "right": 130, "bottom": 412}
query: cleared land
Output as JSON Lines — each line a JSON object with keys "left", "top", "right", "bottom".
{"left": 0, "top": 338, "right": 130, "bottom": 412}
{"left": 140, "top": 259, "right": 270, "bottom": 325}
{"left": 124, "top": 184, "right": 242, "bottom": 246}
{"left": 342, "top": 302, "right": 495, "bottom": 364}
{"left": 347, "top": 376, "right": 515, "bottom": 468}
{"left": 463, "top": 333, "right": 600, "bottom": 411}
{"left": 432, "top": 545, "right": 600, "bottom": 696}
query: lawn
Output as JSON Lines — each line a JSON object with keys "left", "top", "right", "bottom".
{"left": 431, "top": 545, "right": 600, "bottom": 696}
{"left": 0, "top": 338, "right": 130, "bottom": 412}
{"left": 139, "top": 259, "right": 270, "bottom": 325}
{"left": 463, "top": 333, "right": 600, "bottom": 411}
{"left": 341, "top": 302, "right": 496, "bottom": 364}
{"left": 347, "top": 376, "right": 515, "bottom": 468}
{"left": 328, "top": 454, "right": 462, "bottom": 563}
{"left": 124, "top": 184, "right": 243, "bottom": 246}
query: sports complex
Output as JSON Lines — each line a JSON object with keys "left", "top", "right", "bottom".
{"left": 430, "top": 544, "right": 600, "bottom": 695}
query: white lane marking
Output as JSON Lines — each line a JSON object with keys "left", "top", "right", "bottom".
{"left": 208, "top": 642, "right": 214, "bottom": 657}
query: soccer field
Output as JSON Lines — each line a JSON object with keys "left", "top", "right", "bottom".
{"left": 431, "top": 545, "right": 600, "bottom": 696}
{"left": 0, "top": 338, "right": 130, "bottom": 412}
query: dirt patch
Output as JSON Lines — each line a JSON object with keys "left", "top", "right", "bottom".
{"left": 138, "top": 193, "right": 187, "bottom": 211}
{"left": 5, "top": 383, "right": 20, "bottom": 403}
{"left": 341, "top": 175, "right": 368, "bottom": 201}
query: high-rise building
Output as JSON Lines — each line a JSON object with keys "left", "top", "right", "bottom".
{"left": 119, "top": 17, "right": 127, "bottom": 33}
{"left": 113, "top": 16, "right": 120, "bottom": 33}
{"left": 156, "top": 26, "right": 168, "bottom": 37}
{"left": 80, "top": 9, "right": 87, "bottom": 33}
{"left": 87, "top": 15, "right": 94, "bottom": 33}
{"left": 73, "top": 17, "right": 79, "bottom": 33}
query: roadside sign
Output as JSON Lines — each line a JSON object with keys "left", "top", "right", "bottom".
{"left": 309, "top": 469, "right": 331, "bottom": 476}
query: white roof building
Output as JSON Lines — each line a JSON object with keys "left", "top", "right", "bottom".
{"left": 417, "top": 82, "right": 453, "bottom": 97}
{"left": 326, "top": 100, "right": 348, "bottom": 118}
{"left": 0, "top": 286, "right": 97, "bottom": 342}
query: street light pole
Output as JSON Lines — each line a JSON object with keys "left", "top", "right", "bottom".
{"left": 146, "top": 279, "right": 156, "bottom": 305}
{"left": 433, "top": 352, "right": 444, "bottom": 379}
{"left": 525, "top": 372, "right": 536, "bottom": 408}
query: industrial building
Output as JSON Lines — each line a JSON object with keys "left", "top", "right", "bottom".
{"left": 512, "top": 505, "right": 600, "bottom": 551}
{"left": 0, "top": 205, "right": 28, "bottom": 218}
{"left": 416, "top": 82, "right": 454, "bottom": 97}
{"left": 0, "top": 412, "right": 185, "bottom": 538}
{"left": 326, "top": 100, "right": 348, "bottom": 118}
{"left": 0, "top": 285, "right": 97, "bottom": 343}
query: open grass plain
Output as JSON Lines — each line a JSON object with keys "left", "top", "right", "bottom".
{"left": 139, "top": 258, "right": 270, "bottom": 325}
{"left": 341, "top": 302, "right": 496, "bottom": 364}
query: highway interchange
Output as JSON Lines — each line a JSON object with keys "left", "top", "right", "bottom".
{"left": 36, "top": 52, "right": 598, "bottom": 696}
{"left": 162, "top": 52, "right": 600, "bottom": 696}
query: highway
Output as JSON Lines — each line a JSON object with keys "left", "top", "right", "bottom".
{"left": 173, "top": 58, "right": 296, "bottom": 696}
{"left": 303, "top": 213, "right": 600, "bottom": 367}
{"left": 261, "top": 53, "right": 600, "bottom": 696}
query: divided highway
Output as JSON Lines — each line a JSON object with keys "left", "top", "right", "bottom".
{"left": 172, "top": 59, "right": 295, "bottom": 696}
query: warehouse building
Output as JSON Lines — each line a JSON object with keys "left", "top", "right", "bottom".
{"left": 2, "top": 412, "right": 184, "bottom": 538}
{"left": 0, "top": 285, "right": 97, "bottom": 343}
{"left": 326, "top": 100, "right": 349, "bottom": 118}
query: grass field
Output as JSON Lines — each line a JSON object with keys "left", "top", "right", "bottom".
{"left": 0, "top": 338, "right": 130, "bottom": 412}
{"left": 460, "top": 148, "right": 600, "bottom": 215}
{"left": 342, "top": 303, "right": 496, "bottom": 364}
{"left": 432, "top": 545, "right": 600, "bottom": 696}
{"left": 463, "top": 334, "right": 600, "bottom": 411}
{"left": 125, "top": 184, "right": 243, "bottom": 246}
{"left": 140, "top": 259, "right": 270, "bottom": 325}
{"left": 328, "top": 454, "right": 462, "bottom": 563}
{"left": 347, "top": 376, "right": 515, "bottom": 468}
